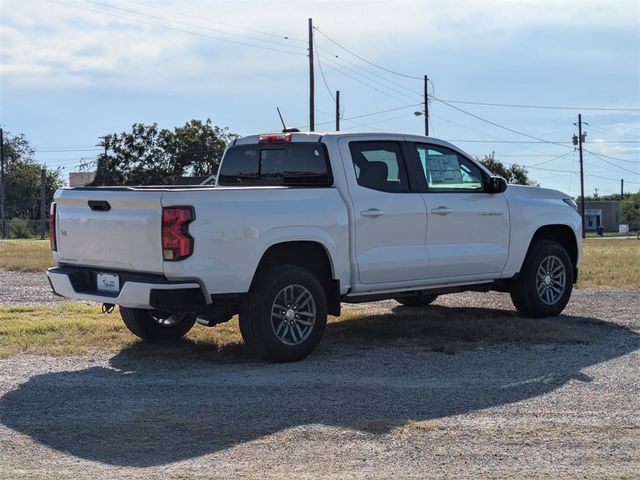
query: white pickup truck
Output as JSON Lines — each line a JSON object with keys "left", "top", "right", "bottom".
{"left": 48, "top": 132, "right": 582, "bottom": 362}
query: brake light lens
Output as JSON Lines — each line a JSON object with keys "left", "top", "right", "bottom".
{"left": 162, "top": 207, "right": 195, "bottom": 261}
{"left": 258, "top": 133, "right": 292, "bottom": 145}
{"left": 49, "top": 202, "right": 57, "bottom": 251}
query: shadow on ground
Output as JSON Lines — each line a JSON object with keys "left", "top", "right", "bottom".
{"left": 1, "top": 304, "right": 638, "bottom": 467}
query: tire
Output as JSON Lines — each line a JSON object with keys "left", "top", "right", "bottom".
{"left": 120, "top": 307, "right": 197, "bottom": 341}
{"left": 394, "top": 294, "right": 438, "bottom": 307}
{"left": 239, "top": 265, "right": 328, "bottom": 363}
{"left": 510, "top": 239, "right": 574, "bottom": 318}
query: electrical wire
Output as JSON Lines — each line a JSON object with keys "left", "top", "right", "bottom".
{"left": 88, "top": 0, "right": 300, "bottom": 50}
{"left": 48, "top": 0, "right": 305, "bottom": 57}
{"left": 127, "top": 0, "right": 306, "bottom": 42}
{"left": 433, "top": 97, "right": 573, "bottom": 149}
{"left": 436, "top": 98, "right": 640, "bottom": 112}
{"left": 586, "top": 151, "right": 639, "bottom": 175}
{"left": 313, "top": 28, "right": 422, "bottom": 80}
{"left": 583, "top": 149, "right": 640, "bottom": 165}
{"left": 314, "top": 39, "right": 336, "bottom": 103}
{"left": 319, "top": 54, "right": 421, "bottom": 103}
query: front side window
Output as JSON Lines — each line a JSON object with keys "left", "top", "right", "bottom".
{"left": 349, "top": 141, "right": 409, "bottom": 193}
{"left": 414, "top": 144, "right": 484, "bottom": 192}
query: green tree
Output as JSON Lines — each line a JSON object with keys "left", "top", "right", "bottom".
{"left": 92, "top": 119, "right": 237, "bottom": 186}
{"left": 620, "top": 192, "right": 640, "bottom": 225}
{"left": 1, "top": 130, "right": 63, "bottom": 227}
{"left": 479, "top": 152, "right": 538, "bottom": 186}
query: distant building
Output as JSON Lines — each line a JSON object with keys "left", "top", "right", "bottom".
{"left": 68, "top": 172, "right": 96, "bottom": 187}
{"left": 578, "top": 200, "right": 621, "bottom": 231}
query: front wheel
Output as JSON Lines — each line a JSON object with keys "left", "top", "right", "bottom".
{"left": 120, "top": 307, "right": 197, "bottom": 341}
{"left": 239, "top": 265, "right": 327, "bottom": 362}
{"left": 510, "top": 240, "right": 574, "bottom": 318}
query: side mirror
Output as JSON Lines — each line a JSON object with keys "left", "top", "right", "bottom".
{"left": 486, "top": 175, "right": 507, "bottom": 193}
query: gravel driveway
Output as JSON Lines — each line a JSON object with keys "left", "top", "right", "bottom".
{"left": 0, "top": 275, "right": 638, "bottom": 478}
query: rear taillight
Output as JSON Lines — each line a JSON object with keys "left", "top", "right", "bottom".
{"left": 162, "top": 207, "right": 194, "bottom": 261}
{"left": 49, "top": 202, "right": 57, "bottom": 251}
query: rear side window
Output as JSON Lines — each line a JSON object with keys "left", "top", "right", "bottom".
{"left": 349, "top": 141, "right": 410, "bottom": 193}
{"left": 218, "top": 143, "right": 332, "bottom": 186}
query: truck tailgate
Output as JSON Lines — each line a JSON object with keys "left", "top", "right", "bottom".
{"left": 54, "top": 189, "right": 164, "bottom": 273}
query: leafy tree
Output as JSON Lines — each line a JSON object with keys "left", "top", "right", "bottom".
{"left": 92, "top": 119, "right": 237, "bottom": 186}
{"left": 620, "top": 192, "right": 640, "bottom": 225}
{"left": 1, "top": 130, "right": 63, "bottom": 228}
{"left": 479, "top": 152, "right": 538, "bottom": 186}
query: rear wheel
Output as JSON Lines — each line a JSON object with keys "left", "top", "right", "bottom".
{"left": 120, "top": 307, "right": 197, "bottom": 341}
{"left": 510, "top": 240, "right": 573, "bottom": 318}
{"left": 239, "top": 265, "right": 327, "bottom": 362}
{"left": 394, "top": 293, "right": 438, "bottom": 307}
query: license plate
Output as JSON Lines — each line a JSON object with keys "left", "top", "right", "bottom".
{"left": 96, "top": 272, "right": 120, "bottom": 293}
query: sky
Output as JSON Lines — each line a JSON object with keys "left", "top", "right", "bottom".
{"left": 1, "top": 0, "right": 639, "bottom": 196}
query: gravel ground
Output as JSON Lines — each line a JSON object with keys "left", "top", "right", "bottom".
{"left": 0, "top": 271, "right": 69, "bottom": 305}
{"left": 0, "top": 274, "right": 639, "bottom": 478}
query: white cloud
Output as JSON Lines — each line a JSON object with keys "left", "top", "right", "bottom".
{"left": 2, "top": 0, "right": 638, "bottom": 93}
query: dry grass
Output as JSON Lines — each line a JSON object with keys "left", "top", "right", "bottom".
{"left": 578, "top": 239, "right": 640, "bottom": 289}
{"left": 0, "top": 302, "right": 589, "bottom": 358}
{"left": 325, "top": 304, "right": 588, "bottom": 354}
{"left": 0, "top": 304, "right": 244, "bottom": 359}
{"left": 0, "top": 240, "right": 53, "bottom": 272}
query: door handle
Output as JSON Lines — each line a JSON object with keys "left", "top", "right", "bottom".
{"left": 431, "top": 206, "right": 451, "bottom": 215}
{"left": 360, "top": 208, "right": 384, "bottom": 218}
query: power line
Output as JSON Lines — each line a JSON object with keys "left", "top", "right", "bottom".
{"left": 319, "top": 54, "right": 421, "bottom": 102}
{"left": 313, "top": 38, "right": 336, "bottom": 103}
{"left": 315, "top": 45, "right": 422, "bottom": 97}
{"left": 313, "top": 27, "right": 422, "bottom": 80}
{"left": 48, "top": 0, "right": 305, "bottom": 57}
{"left": 583, "top": 148, "right": 640, "bottom": 165}
{"left": 433, "top": 97, "right": 573, "bottom": 149}
{"left": 320, "top": 61, "right": 412, "bottom": 104}
{"left": 586, "top": 151, "right": 639, "bottom": 175}
{"left": 88, "top": 0, "right": 300, "bottom": 50}
{"left": 436, "top": 98, "right": 640, "bottom": 112}
{"left": 127, "top": 0, "right": 306, "bottom": 43}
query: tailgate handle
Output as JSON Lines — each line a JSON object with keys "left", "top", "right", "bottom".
{"left": 88, "top": 200, "right": 111, "bottom": 212}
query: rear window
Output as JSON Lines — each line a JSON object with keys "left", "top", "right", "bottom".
{"left": 217, "top": 143, "right": 333, "bottom": 186}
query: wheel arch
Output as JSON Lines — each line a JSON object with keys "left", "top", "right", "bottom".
{"left": 523, "top": 224, "right": 579, "bottom": 282}
{"left": 255, "top": 241, "right": 341, "bottom": 316}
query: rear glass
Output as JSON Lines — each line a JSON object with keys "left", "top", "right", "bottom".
{"left": 218, "top": 143, "right": 332, "bottom": 186}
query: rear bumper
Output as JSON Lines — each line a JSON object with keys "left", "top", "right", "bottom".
{"left": 47, "top": 267, "right": 211, "bottom": 310}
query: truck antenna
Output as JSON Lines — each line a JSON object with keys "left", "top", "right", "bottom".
{"left": 277, "top": 107, "right": 287, "bottom": 130}
{"left": 276, "top": 107, "right": 300, "bottom": 133}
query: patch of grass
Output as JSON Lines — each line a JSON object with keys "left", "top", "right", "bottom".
{"left": 579, "top": 239, "right": 640, "bottom": 289}
{"left": 0, "top": 302, "right": 590, "bottom": 358}
{"left": 0, "top": 304, "right": 244, "bottom": 358}
{"left": 325, "top": 305, "right": 588, "bottom": 354}
{"left": 0, "top": 239, "right": 53, "bottom": 272}
{"left": 585, "top": 231, "right": 636, "bottom": 238}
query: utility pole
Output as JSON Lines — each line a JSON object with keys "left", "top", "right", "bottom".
{"left": 308, "top": 18, "right": 315, "bottom": 132}
{"left": 577, "top": 114, "right": 586, "bottom": 239}
{"left": 424, "top": 75, "right": 429, "bottom": 136}
{"left": 0, "top": 128, "right": 5, "bottom": 238}
{"left": 40, "top": 167, "right": 46, "bottom": 240}
{"left": 335, "top": 90, "right": 340, "bottom": 131}
{"left": 621, "top": 179, "right": 624, "bottom": 200}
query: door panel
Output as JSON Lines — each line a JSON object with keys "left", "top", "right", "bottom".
{"left": 412, "top": 142, "right": 509, "bottom": 278}
{"left": 340, "top": 139, "right": 428, "bottom": 285}
{"left": 423, "top": 192, "right": 509, "bottom": 278}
